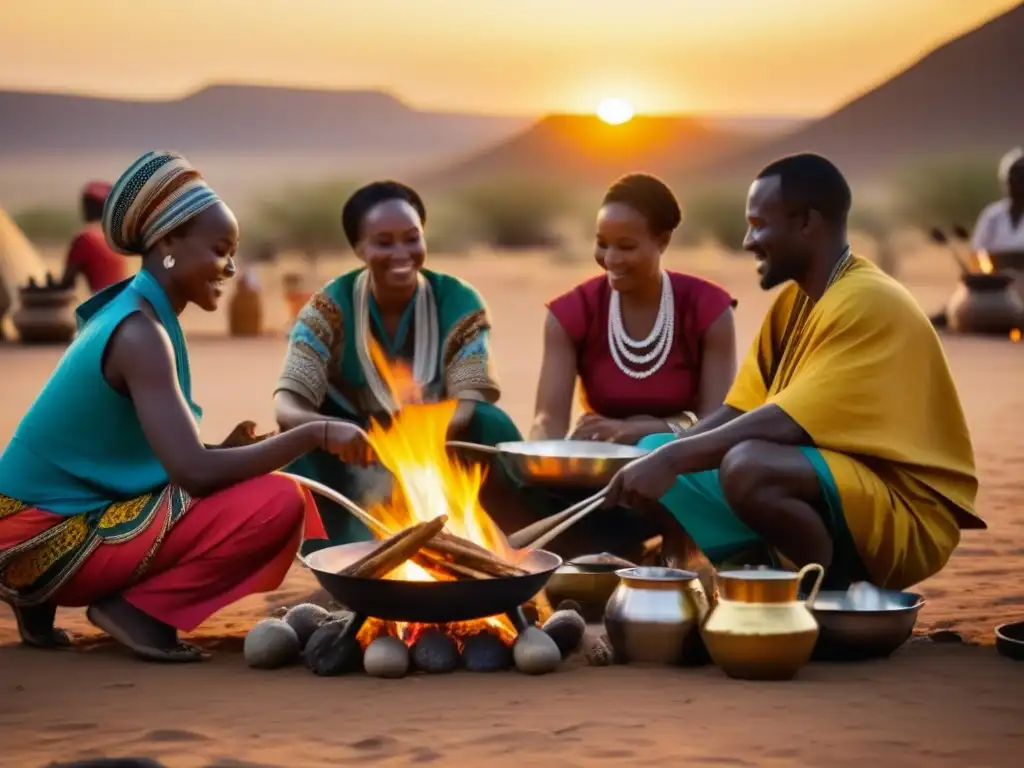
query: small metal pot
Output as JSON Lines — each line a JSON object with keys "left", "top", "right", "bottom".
{"left": 604, "top": 566, "right": 709, "bottom": 665}
{"left": 545, "top": 554, "right": 633, "bottom": 620}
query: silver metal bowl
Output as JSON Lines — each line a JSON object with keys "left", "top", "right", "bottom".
{"left": 810, "top": 589, "right": 925, "bottom": 660}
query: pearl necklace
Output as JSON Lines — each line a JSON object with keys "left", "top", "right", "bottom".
{"left": 608, "top": 270, "right": 675, "bottom": 379}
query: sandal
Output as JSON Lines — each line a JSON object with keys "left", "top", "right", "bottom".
{"left": 86, "top": 604, "right": 208, "bottom": 663}
{"left": 12, "top": 603, "right": 74, "bottom": 649}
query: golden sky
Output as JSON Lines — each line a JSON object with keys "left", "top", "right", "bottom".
{"left": 0, "top": 0, "right": 1019, "bottom": 116}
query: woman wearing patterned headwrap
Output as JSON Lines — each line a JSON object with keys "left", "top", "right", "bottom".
{"left": 274, "top": 180, "right": 524, "bottom": 547}
{"left": 0, "top": 151, "right": 367, "bottom": 662}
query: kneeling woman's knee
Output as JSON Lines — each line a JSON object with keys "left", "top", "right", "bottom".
{"left": 719, "top": 440, "right": 775, "bottom": 509}
{"left": 243, "top": 474, "right": 309, "bottom": 532}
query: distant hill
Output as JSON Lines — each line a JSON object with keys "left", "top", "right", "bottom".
{"left": 693, "top": 1, "right": 1024, "bottom": 183}
{"left": 0, "top": 84, "right": 529, "bottom": 158}
{"left": 419, "top": 114, "right": 760, "bottom": 188}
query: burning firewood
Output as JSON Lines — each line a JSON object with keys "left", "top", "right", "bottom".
{"left": 421, "top": 530, "right": 529, "bottom": 578}
{"left": 412, "top": 549, "right": 495, "bottom": 580}
{"left": 340, "top": 516, "right": 448, "bottom": 579}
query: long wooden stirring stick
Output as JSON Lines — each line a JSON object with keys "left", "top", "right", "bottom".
{"left": 525, "top": 495, "right": 606, "bottom": 551}
{"left": 506, "top": 490, "right": 604, "bottom": 549}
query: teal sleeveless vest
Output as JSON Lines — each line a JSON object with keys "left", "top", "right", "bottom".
{"left": 0, "top": 269, "right": 202, "bottom": 516}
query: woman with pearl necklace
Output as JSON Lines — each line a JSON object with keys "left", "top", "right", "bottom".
{"left": 531, "top": 173, "right": 737, "bottom": 447}
{"left": 524, "top": 174, "right": 737, "bottom": 559}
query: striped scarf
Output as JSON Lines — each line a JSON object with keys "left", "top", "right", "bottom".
{"left": 102, "top": 151, "right": 222, "bottom": 255}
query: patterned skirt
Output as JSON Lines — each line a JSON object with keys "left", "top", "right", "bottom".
{"left": 0, "top": 486, "right": 194, "bottom": 607}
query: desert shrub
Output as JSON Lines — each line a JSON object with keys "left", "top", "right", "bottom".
{"left": 678, "top": 187, "right": 749, "bottom": 253}
{"left": 253, "top": 180, "right": 356, "bottom": 259}
{"left": 891, "top": 155, "right": 1000, "bottom": 235}
{"left": 12, "top": 206, "right": 79, "bottom": 245}
{"left": 456, "top": 178, "right": 576, "bottom": 249}
{"left": 422, "top": 202, "right": 483, "bottom": 255}
{"left": 848, "top": 202, "right": 899, "bottom": 276}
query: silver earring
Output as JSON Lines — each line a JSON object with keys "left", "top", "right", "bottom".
{"left": 163, "top": 254, "right": 175, "bottom": 269}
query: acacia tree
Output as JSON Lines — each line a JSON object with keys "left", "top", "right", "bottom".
{"left": 255, "top": 180, "right": 356, "bottom": 265}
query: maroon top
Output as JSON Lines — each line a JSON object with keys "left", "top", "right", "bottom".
{"left": 547, "top": 271, "right": 735, "bottom": 419}
{"left": 67, "top": 225, "right": 126, "bottom": 293}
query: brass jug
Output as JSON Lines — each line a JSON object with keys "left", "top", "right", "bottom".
{"left": 701, "top": 564, "right": 825, "bottom": 681}
{"left": 604, "top": 567, "right": 710, "bottom": 665}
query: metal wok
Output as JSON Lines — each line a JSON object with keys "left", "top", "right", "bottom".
{"left": 446, "top": 439, "right": 649, "bottom": 490}
{"left": 302, "top": 541, "right": 562, "bottom": 623}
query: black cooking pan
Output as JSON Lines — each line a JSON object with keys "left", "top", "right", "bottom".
{"left": 302, "top": 541, "right": 562, "bottom": 623}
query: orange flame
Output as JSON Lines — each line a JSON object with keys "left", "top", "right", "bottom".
{"left": 977, "top": 251, "right": 994, "bottom": 275}
{"left": 355, "top": 339, "right": 517, "bottom": 647}
{"left": 1011, "top": 328, "right": 1021, "bottom": 344}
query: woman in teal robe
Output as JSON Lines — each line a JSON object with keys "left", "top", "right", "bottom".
{"left": 274, "top": 181, "right": 522, "bottom": 547}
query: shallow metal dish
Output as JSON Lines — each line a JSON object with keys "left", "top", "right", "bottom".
{"left": 809, "top": 589, "right": 925, "bottom": 661}
{"left": 447, "top": 439, "right": 648, "bottom": 490}
{"left": 995, "top": 621, "right": 1024, "bottom": 661}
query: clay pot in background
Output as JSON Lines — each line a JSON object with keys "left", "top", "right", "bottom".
{"left": 988, "top": 251, "right": 1024, "bottom": 306}
{"left": 282, "top": 272, "right": 313, "bottom": 326}
{"left": 945, "top": 273, "right": 1024, "bottom": 336}
{"left": 13, "top": 283, "right": 77, "bottom": 344}
{"left": 228, "top": 271, "right": 264, "bottom": 337}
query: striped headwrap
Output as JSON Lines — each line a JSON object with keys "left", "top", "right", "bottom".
{"left": 101, "top": 150, "right": 223, "bottom": 255}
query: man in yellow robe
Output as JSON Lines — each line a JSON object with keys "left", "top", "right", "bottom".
{"left": 609, "top": 153, "right": 981, "bottom": 590}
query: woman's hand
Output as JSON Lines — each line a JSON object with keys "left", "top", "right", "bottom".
{"left": 321, "top": 421, "right": 374, "bottom": 465}
{"left": 570, "top": 414, "right": 671, "bottom": 445}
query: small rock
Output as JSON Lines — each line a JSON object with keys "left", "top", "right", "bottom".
{"left": 512, "top": 626, "right": 561, "bottom": 675}
{"left": 461, "top": 631, "right": 513, "bottom": 672}
{"left": 585, "top": 634, "right": 614, "bottom": 667}
{"left": 410, "top": 629, "right": 460, "bottom": 673}
{"left": 283, "top": 603, "right": 332, "bottom": 649}
{"left": 542, "top": 609, "right": 587, "bottom": 659}
{"left": 364, "top": 636, "right": 410, "bottom": 678}
{"left": 555, "top": 599, "right": 583, "bottom": 614}
{"left": 305, "top": 620, "right": 362, "bottom": 676}
{"left": 244, "top": 618, "right": 300, "bottom": 669}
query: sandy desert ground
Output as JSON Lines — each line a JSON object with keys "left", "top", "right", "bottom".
{"left": 0, "top": 249, "right": 1021, "bottom": 767}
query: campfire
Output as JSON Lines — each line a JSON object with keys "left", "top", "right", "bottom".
{"left": 352, "top": 344, "right": 532, "bottom": 650}
{"left": 240, "top": 342, "right": 594, "bottom": 678}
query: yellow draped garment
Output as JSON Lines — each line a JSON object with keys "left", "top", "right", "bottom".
{"left": 725, "top": 256, "right": 981, "bottom": 589}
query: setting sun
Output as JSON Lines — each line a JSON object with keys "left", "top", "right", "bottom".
{"left": 596, "top": 97, "right": 635, "bottom": 125}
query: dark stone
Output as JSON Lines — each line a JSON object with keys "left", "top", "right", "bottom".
{"left": 461, "top": 630, "right": 513, "bottom": 672}
{"left": 541, "top": 609, "right": 587, "bottom": 659}
{"left": 304, "top": 620, "right": 362, "bottom": 676}
{"left": 283, "top": 603, "right": 332, "bottom": 649}
{"left": 410, "top": 629, "right": 460, "bottom": 673}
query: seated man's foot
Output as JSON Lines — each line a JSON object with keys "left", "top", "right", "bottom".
{"left": 11, "top": 602, "right": 74, "bottom": 649}
{"left": 86, "top": 596, "right": 208, "bottom": 663}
